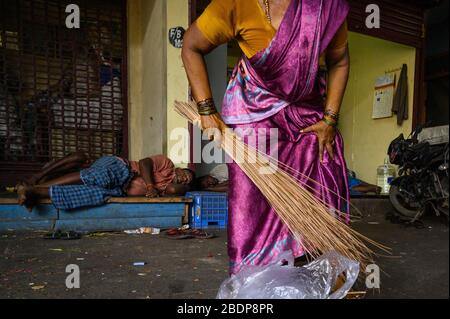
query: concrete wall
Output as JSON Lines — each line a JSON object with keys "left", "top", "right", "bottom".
{"left": 340, "top": 32, "right": 417, "bottom": 184}
{"left": 128, "top": 0, "right": 167, "bottom": 160}
{"left": 127, "top": 0, "right": 143, "bottom": 160}
{"left": 166, "top": 0, "right": 190, "bottom": 165}
{"left": 127, "top": 0, "right": 190, "bottom": 162}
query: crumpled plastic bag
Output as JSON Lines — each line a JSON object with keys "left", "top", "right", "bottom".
{"left": 217, "top": 251, "right": 360, "bottom": 299}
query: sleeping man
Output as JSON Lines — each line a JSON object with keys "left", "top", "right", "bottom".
{"left": 197, "top": 164, "right": 229, "bottom": 193}
{"left": 16, "top": 152, "right": 195, "bottom": 212}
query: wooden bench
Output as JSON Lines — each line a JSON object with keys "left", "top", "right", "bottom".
{"left": 0, "top": 197, "right": 192, "bottom": 232}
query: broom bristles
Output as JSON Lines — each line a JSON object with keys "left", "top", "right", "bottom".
{"left": 174, "top": 101, "right": 389, "bottom": 267}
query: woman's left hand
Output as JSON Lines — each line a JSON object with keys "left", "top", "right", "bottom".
{"left": 301, "top": 120, "right": 337, "bottom": 162}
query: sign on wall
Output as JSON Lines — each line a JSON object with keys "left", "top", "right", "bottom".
{"left": 169, "top": 27, "right": 185, "bottom": 48}
{"left": 372, "top": 74, "right": 396, "bottom": 119}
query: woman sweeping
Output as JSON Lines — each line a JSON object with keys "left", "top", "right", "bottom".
{"left": 182, "top": 0, "right": 351, "bottom": 274}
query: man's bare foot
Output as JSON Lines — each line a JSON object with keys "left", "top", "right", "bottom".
{"left": 16, "top": 182, "right": 28, "bottom": 205}
{"left": 16, "top": 182, "right": 36, "bottom": 212}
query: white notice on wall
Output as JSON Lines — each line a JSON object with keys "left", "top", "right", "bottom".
{"left": 372, "top": 75, "right": 395, "bottom": 119}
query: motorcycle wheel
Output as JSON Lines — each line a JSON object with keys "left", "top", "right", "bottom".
{"left": 437, "top": 175, "right": 449, "bottom": 219}
{"left": 389, "top": 185, "right": 423, "bottom": 219}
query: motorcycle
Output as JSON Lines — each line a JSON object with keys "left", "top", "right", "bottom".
{"left": 387, "top": 124, "right": 449, "bottom": 223}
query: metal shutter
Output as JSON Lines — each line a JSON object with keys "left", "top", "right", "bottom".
{"left": 0, "top": 0, "right": 128, "bottom": 186}
{"left": 347, "top": 0, "right": 425, "bottom": 48}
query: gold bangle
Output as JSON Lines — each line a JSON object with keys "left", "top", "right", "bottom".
{"left": 197, "top": 98, "right": 214, "bottom": 106}
{"left": 322, "top": 117, "right": 338, "bottom": 127}
{"left": 198, "top": 106, "right": 218, "bottom": 116}
{"left": 197, "top": 98, "right": 218, "bottom": 116}
{"left": 324, "top": 109, "right": 340, "bottom": 121}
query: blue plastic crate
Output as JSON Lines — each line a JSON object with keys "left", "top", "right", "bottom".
{"left": 186, "top": 192, "right": 228, "bottom": 229}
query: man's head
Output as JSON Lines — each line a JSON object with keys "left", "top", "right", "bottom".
{"left": 197, "top": 175, "right": 219, "bottom": 189}
{"left": 174, "top": 168, "right": 195, "bottom": 186}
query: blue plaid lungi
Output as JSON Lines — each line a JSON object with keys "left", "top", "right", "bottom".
{"left": 50, "top": 156, "right": 132, "bottom": 210}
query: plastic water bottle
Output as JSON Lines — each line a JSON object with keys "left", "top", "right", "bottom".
{"left": 377, "top": 157, "right": 396, "bottom": 195}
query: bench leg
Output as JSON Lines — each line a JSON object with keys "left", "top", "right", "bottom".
{"left": 183, "top": 204, "right": 189, "bottom": 225}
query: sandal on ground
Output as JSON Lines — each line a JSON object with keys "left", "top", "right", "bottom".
{"left": 165, "top": 229, "right": 194, "bottom": 240}
{"left": 189, "top": 229, "right": 216, "bottom": 239}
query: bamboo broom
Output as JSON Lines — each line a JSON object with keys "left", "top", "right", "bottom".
{"left": 174, "top": 101, "right": 389, "bottom": 267}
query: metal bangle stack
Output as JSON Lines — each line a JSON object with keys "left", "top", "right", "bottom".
{"left": 323, "top": 109, "right": 340, "bottom": 127}
{"left": 197, "top": 98, "right": 218, "bottom": 116}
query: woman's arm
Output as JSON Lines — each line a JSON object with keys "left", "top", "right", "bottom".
{"left": 302, "top": 46, "right": 350, "bottom": 162}
{"left": 325, "top": 46, "right": 350, "bottom": 117}
{"left": 181, "top": 23, "right": 228, "bottom": 139}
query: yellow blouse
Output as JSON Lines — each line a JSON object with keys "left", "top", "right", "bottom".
{"left": 196, "top": 0, "right": 348, "bottom": 65}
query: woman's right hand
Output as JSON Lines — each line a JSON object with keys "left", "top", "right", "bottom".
{"left": 201, "top": 113, "right": 228, "bottom": 141}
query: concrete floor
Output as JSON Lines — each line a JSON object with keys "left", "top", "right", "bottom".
{"left": 0, "top": 211, "right": 448, "bottom": 299}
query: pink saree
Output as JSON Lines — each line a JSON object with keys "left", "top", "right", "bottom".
{"left": 222, "top": 0, "right": 351, "bottom": 274}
